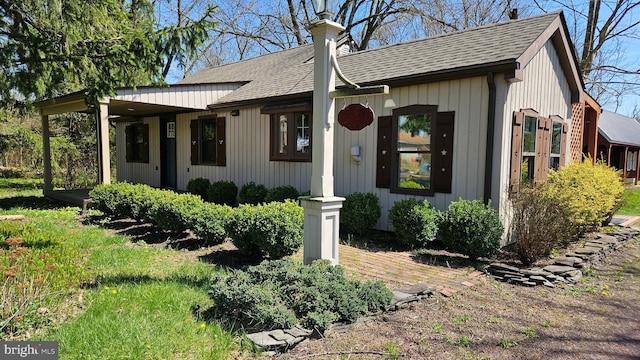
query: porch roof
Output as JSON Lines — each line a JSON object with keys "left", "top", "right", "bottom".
{"left": 599, "top": 110, "right": 640, "bottom": 148}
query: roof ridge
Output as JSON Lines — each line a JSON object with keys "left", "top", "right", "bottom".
{"left": 338, "top": 11, "right": 562, "bottom": 59}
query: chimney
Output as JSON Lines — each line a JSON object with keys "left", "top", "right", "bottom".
{"left": 509, "top": 8, "right": 518, "bottom": 20}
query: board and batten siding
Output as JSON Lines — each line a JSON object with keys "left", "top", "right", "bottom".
{"left": 116, "top": 117, "right": 161, "bottom": 187}
{"left": 114, "top": 84, "right": 242, "bottom": 110}
{"left": 174, "top": 109, "right": 312, "bottom": 192}
{"left": 493, "top": 39, "right": 573, "bottom": 224}
{"left": 333, "top": 77, "right": 489, "bottom": 231}
{"left": 115, "top": 78, "right": 489, "bottom": 231}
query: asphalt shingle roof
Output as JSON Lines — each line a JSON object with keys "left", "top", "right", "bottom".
{"left": 599, "top": 110, "right": 640, "bottom": 147}
{"left": 179, "top": 11, "right": 564, "bottom": 106}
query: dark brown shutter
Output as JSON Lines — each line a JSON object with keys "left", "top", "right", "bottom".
{"left": 560, "top": 123, "right": 568, "bottom": 166}
{"left": 216, "top": 117, "right": 226, "bottom": 166}
{"left": 534, "top": 117, "right": 550, "bottom": 183}
{"left": 190, "top": 119, "right": 199, "bottom": 165}
{"left": 376, "top": 116, "right": 392, "bottom": 188}
{"left": 125, "top": 125, "right": 133, "bottom": 162}
{"left": 510, "top": 112, "right": 524, "bottom": 192}
{"left": 433, "top": 112, "right": 455, "bottom": 193}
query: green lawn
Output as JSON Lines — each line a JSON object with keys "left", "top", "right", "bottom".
{"left": 0, "top": 188, "right": 239, "bottom": 359}
{"left": 618, "top": 188, "right": 640, "bottom": 216}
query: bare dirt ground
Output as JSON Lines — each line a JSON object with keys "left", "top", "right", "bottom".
{"left": 277, "top": 236, "right": 640, "bottom": 360}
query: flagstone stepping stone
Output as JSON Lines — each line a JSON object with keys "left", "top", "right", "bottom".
{"left": 542, "top": 265, "right": 579, "bottom": 274}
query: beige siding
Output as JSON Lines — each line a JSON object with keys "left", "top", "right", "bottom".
{"left": 494, "top": 40, "right": 573, "bottom": 227}
{"left": 115, "top": 78, "right": 489, "bottom": 231}
{"left": 174, "top": 109, "right": 312, "bottom": 192}
{"left": 334, "top": 77, "right": 489, "bottom": 231}
{"left": 116, "top": 117, "right": 161, "bottom": 187}
{"left": 115, "top": 84, "right": 242, "bottom": 110}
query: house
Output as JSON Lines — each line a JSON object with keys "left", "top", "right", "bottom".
{"left": 37, "top": 11, "right": 585, "bottom": 233}
{"left": 597, "top": 110, "right": 640, "bottom": 184}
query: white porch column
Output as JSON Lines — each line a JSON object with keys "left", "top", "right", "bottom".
{"left": 41, "top": 114, "right": 53, "bottom": 193}
{"left": 96, "top": 101, "right": 111, "bottom": 184}
{"left": 300, "top": 19, "right": 346, "bottom": 265}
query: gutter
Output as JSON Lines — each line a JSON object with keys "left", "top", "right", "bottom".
{"left": 484, "top": 72, "right": 496, "bottom": 205}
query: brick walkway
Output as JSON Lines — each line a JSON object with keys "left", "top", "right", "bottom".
{"left": 339, "top": 244, "right": 484, "bottom": 297}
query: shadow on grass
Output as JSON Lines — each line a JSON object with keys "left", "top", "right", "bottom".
{"left": 0, "top": 196, "right": 67, "bottom": 210}
{"left": 198, "top": 249, "right": 265, "bottom": 269}
{"left": 88, "top": 272, "right": 213, "bottom": 291}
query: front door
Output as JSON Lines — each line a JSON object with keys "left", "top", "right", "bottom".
{"left": 161, "top": 115, "right": 177, "bottom": 189}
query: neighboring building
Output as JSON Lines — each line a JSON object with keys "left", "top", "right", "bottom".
{"left": 38, "top": 11, "right": 585, "bottom": 233}
{"left": 597, "top": 110, "right": 640, "bottom": 184}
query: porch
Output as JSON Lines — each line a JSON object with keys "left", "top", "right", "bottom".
{"left": 44, "top": 189, "right": 93, "bottom": 213}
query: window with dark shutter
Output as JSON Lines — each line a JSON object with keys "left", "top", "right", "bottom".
{"left": 190, "top": 116, "right": 226, "bottom": 166}
{"left": 376, "top": 105, "right": 454, "bottom": 196}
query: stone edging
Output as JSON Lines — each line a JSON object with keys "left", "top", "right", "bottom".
{"left": 245, "top": 283, "right": 435, "bottom": 355}
{"left": 486, "top": 227, "right": 640, "bottom": 287}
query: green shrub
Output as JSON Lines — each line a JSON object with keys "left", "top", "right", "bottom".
{"left": 388, "top": 199, "right": 439, "bottom": 248}
{"left": 510, "top": 184, "right": 574, "bottom": 266}
{"left": 238, "top": 181, "right": 268, "bottom": 205}
{"left": 186, "top": 177, "right": 211, "bottom": 199}
{"left": 187, "top": 203, "right": 233, "bottom": 245}
{"left": 544, "top": 159, "right": 625, "bottom": 234}
{"left": 207, "top": 259, "right": 392, "bottom": 333}
{"left": 89, "top": 182, "right": 134, "bottom": 217}
{"left": 226, "top": 200, "right": 304, "bottom": 258}
{"left": 265, "top": 185, "right": 299, "bottom": 203}
{"left": 207, "top": 180, "right": 238, "bottom": 206}
{"left": 439, "top": 199, "right": 503, "bottom": 260}
{"left": 340, "top": 192, "right": 381, "bottom": 236}
{"left": 150, "top": 191, "right": 205, "bottom": 232}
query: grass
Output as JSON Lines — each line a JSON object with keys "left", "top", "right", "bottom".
{"left": 618, "top": 188, "right": 640, "bottom": 215}
{"left": 0, "top": 187, "right": 239, "bottom": 359}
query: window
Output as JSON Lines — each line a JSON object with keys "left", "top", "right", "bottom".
{"left": 265, "top": 104, "right": 312, "bottom": 161}
{"left": 125, "top": 123, "right": 149, "bottom": 163}
{"left": 627, "top": 151, "right": 638, "bottom": 172}
{"left": 549, "top": 121, "right": 563, "bottom": 170}
{"left": 376, "top": 105, "right": 454, "bottom": 195}
{"left": 510, "top": 110, "right": 567, "bottom": 192}
{"left": 190, "top": 116, "right": 226, "bottom": 166}
{"left": 521, "top": 115, "right": 537, "bottom": 183}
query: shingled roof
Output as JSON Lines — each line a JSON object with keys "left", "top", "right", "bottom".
{"left": 179, "top": 11, "right": 581, "bottom": 108}
{"left": 599, "top": 110, "right": 640, "bottom": 147}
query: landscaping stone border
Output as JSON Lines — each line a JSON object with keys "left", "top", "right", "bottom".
{"left": 246, "top": 283, "right": 435, "bottom": 355}
{"left": 486, "top": 227, "right": 640, "bottom": 287}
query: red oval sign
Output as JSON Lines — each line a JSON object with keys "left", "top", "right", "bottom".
{"left": 338, "top": 103, "right": 375, "bottom": 131}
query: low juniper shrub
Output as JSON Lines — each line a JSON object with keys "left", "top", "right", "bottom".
{"left": 207, "top": 259, "right": 392, "bottom": 333}
{"left": 438, "top": 199, "right": 503, "bottom": 260}
{"left": 388, "top": 199, "right": 439, "bottom": 248}
{"left": 341, "top": 192, "right": 381, "bottom": 236}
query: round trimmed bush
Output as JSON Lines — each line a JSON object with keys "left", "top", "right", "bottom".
{"left": 207, "top": 180, "right": 238, "bottom": 206}
{"left": 439, "top": 199, "right": 503, "bottom": 260}
{"left": 388, "top": 199, "right": 439, "bottom": 248}
{"left": 340, "top": 192, "right": 381, "bottom": 235}
{"left": 238, "top": 181, "right": 268, "bottom": 205}
{"left": 186, "top": 177, "right": 211, "bottom": 199}
{"left": 187, "top": 203, "right": 233, "bottom": 245}
{"left": 264, "top": 185, "right": 299, "bottom": 203}
{"left": 225, "top": 200, "right": 304, "bottom": 258}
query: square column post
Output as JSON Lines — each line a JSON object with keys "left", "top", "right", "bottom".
{"left": 41, "top": 114, "right": 53, "bottom": 193}
{"left": 300, "top": 19, "right": 346, "bottom": 265}
{"left": 96, "top": 101, "right": 111, "bottom": 185}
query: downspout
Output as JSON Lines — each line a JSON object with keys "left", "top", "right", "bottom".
{"left": 483, "top": 72, "right": 497, "bottom": 204}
